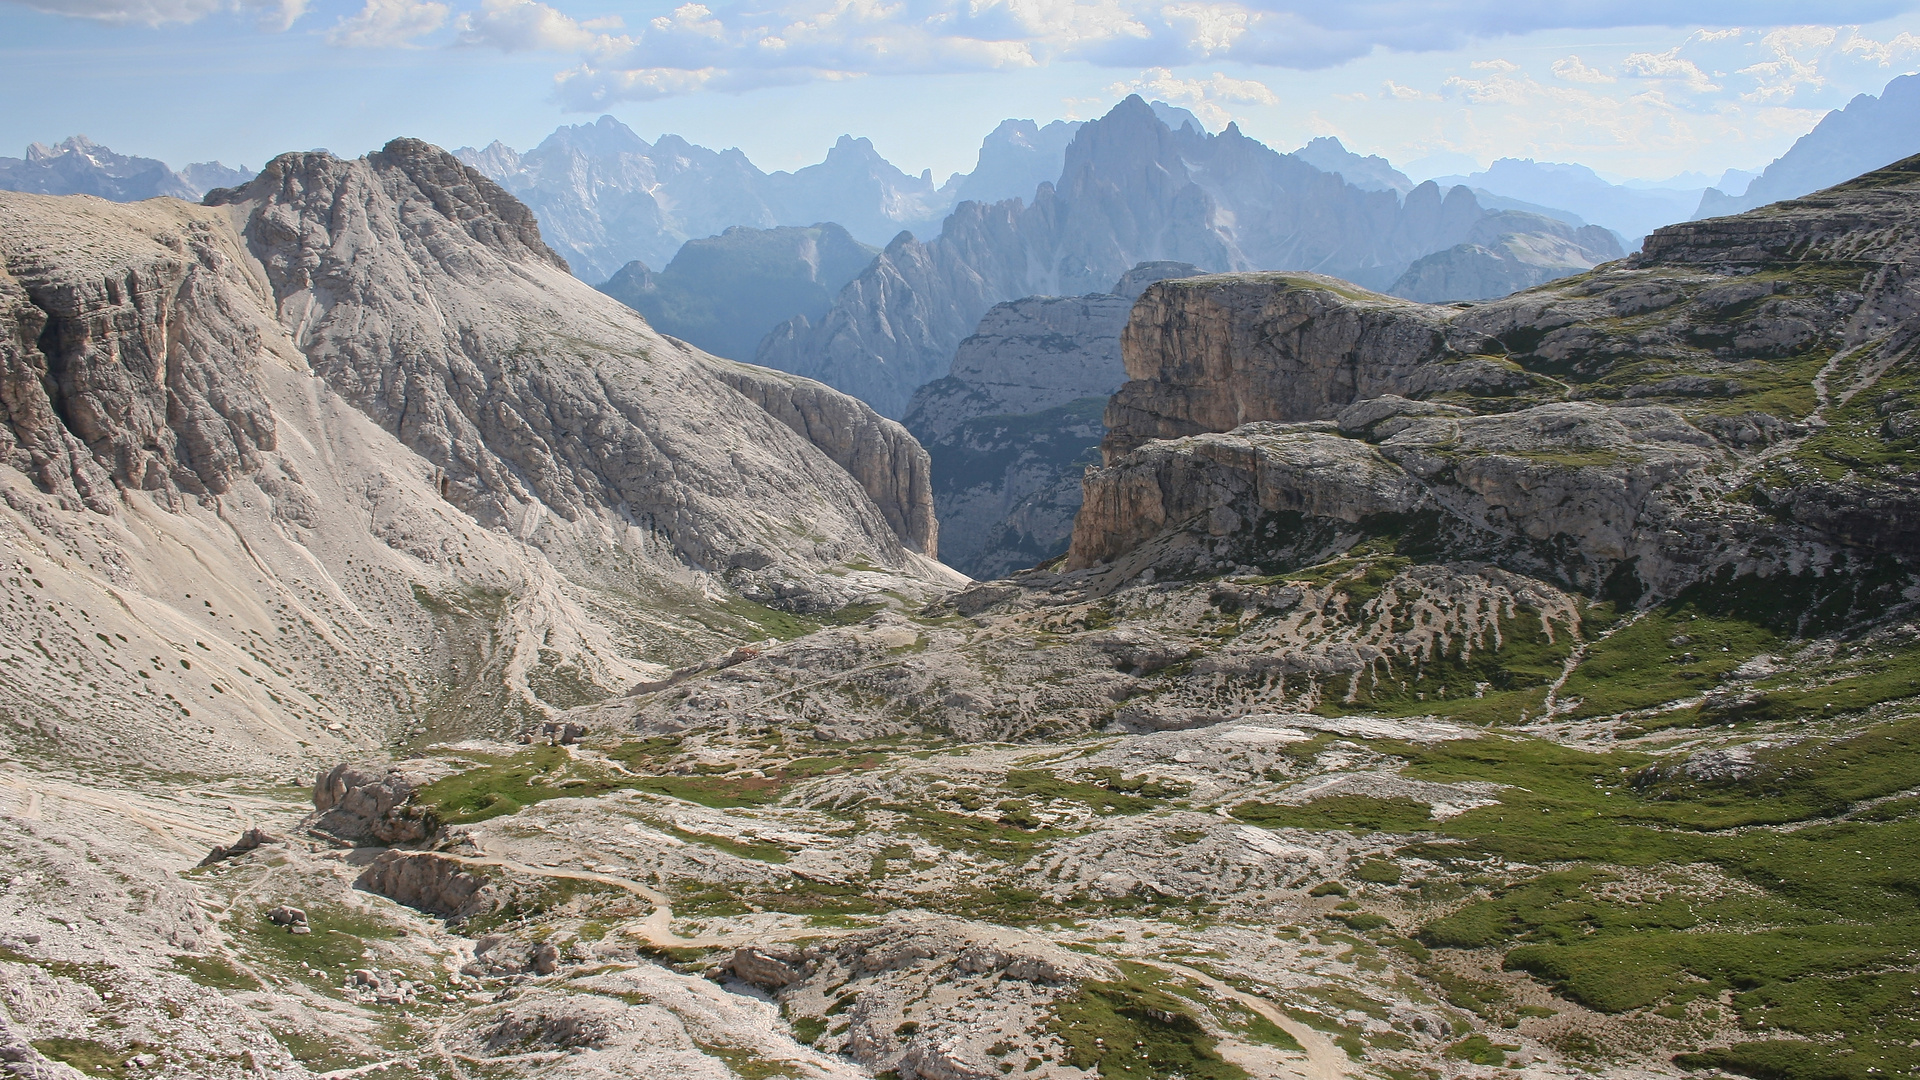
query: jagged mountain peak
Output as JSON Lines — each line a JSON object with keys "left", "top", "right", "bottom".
{"left": 223, "top": 137, "right": 570, "bottom": 274}
{"left": 533, "top": 113, "right": 652, "bottom": 157}
{"left": 26, "top": 134, "right": 106, "bottom": 161}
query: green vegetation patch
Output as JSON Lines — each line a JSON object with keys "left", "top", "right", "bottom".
{"left": 416, "top": 744, "right": 632, "bottom": 824}
{"left": 171, "top": 952, "right": 260, "bottom": 991}
{"left": 467, "top": 876, "right": 626, "bottom": 934}
{"left": 1004, "top": 768, "right": 1189, "bottom": 815}
{"left": 1445, "top": 1034, "right": 1511, "bottom": 1066}
{"left": 669, "top": 825, "right": 791, "bottom": 863}
{"left": 31, "top": 1038, "right": 146, "bottom": 1079}
{"left": 881, "top": 802, "right": 1069, "bottom": 862}
{"left": 692, "top": 1039, "right": 802, "bottom": 1079}
{"left": 1231, "top": 795, "right": 1435, "bottom": 834}
{"left": 1557, "top": 601, "right": 1776, "bottom": 719}
{"left": 1048, "top": 963, "right": 1248, "bottom": 1080}
{"left": 230, "top": 902, "right": 399, "bottom": 985}
{"left": 1391, "top": 715, "right": 1920, "bottom": 1080}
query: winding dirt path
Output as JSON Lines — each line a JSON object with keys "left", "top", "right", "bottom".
{"left": 1160, "top": 961, "right": 1356, "bottom": 1080}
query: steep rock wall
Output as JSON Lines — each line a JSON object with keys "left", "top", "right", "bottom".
{"left": 1104, "top": 274, "right": 1523, "bottom": 456}
{"left": 710, "top": 360, "right": 938, "bottom": 557}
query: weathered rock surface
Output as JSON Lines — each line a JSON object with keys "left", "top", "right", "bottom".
{"left": 309, "top": 763, "right": 441, "bottom": 845}
{"left": 1104, "top": 272, "right": 1520, "bottom": 455}
{"left": 770, "top": 914, "right": 1114, "bottom": 1079}
{"left": 905, "top": 293, "right": 1133, "bottom": 443}
{"left": 355, "top": 850, "right": 497, "bottom": 919}
{"left": 713, "top": 361, "right": 938, "bottom": 558}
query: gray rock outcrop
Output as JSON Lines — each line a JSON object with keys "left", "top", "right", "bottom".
{"left": 309, "top": 764, "right": 437, "bottom": 845}
{"left": 355, "top": 850, "right": 497, "bottom": 920}
{"left": 1103, "top": 272, "right": 1499, "bottom": 456}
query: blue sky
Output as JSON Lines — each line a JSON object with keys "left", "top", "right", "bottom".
{"left": 6, "top": 0, "right": 1920, "bottom": 183}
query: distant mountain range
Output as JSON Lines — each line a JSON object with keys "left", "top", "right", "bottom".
{"left": 754, "top": 96, "right": 1622, "bottom": 416}
{"left": 1697, "top": 72, "right": 1920, "bottom": 219}
{"left": 0, "top": 136, "right": 250, "bottom": 202}
{"left": 1426, "top": 159, "right": 1695, "bottom": 245}
{"left": 456, "top": 113, "right": 1101, "bottom": 281}
{"left": 596, "top": 224, "right": 877, "bottom": 363}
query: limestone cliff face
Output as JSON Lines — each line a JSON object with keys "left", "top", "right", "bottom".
{"left": 0, "top": 197, "right": 280, "bottom": 514}
{"left": 1072, "top": 154, "right": 1920, "bottom": 606}
{"left": 905, "top": 293, "right": 1132, "bottom": 443}
{"left": 1104, "top": 274, "right": 1526, "bottom": 456}
{"left": 0, "top": 138, "right": 958, "bottom": 773}
{"left": 903, "top": 263, "right": 1202, "bottom": 578}
{"left": 710, "top": 360, "right": 938, "bottom": 557}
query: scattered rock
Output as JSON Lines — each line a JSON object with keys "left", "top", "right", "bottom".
{"left": 198, "top": 827, "right": 282, "bottom": 866}
{"left": 354, "top": 851, "right": 496, "bottom": 921}
{"left": 309, "top": 764, "right": 438, "bottom": 846}
{"left": 729, "top": 946, "right": 808, "bottom": 989}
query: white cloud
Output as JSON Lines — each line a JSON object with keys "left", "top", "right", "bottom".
{"left": 1736, "top": 25, "right": 1837, "bottom": 101}
{"left": 455, "top": 0, "right": 625, "bottom": 55}
{"left": 554, "top": 64, "right": 720, "bottom": 105}
{"left": 1382, "top": 80, "right": 1437, "bottom": 101}
{"left": 1444, "top": 60, "right": 1535, "bottom": 105}
{"left": 327, "top": 0, "right": 448, "bottom": 46}
{"left": 1840, "top": 28, "right": 1920, "bottom": 65}
{"left": 1108, "top": 66, "right": 1276, "bottom": 126}
{"left": 1622, "top": 46, "right": 1720, "bottom": 93}
{"left": 1552, "top": 55, "right": 1614, "bottom": 84}
{"left": 1, "top": 0, "right": 295, "bottom": 23}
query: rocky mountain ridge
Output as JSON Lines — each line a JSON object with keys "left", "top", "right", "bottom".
{"left": 0, "top": 136, "right": 955, "bottom": 779}
{"left": 0, "top": 135, "right": 251, "bottom": 203}
{"left": 458, "top": 114, "right": 1093, "bottom": 283}
{"left": 1696, "top": 71, "right": 1920, "bottom": 219}
{"left": 595, "top": 223, "right": 878, "bottom": 363}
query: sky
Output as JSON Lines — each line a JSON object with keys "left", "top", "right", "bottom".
{"left": 6, "top": 0, "right": 1920, "bottom": 185}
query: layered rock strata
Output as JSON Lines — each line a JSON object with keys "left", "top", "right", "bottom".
{"left": 1072, "top": 156, "right": 1920, "bottom": 603}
